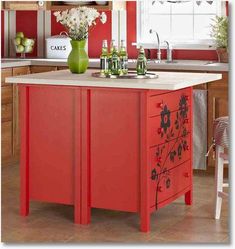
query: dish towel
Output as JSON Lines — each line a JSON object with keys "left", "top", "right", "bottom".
{"left": 193, "top": 90, "right": 207, "bottom": 170}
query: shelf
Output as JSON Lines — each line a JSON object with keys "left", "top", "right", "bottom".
{"left": 3, "top": 1, "right": 49, "bottom": 10}
{"left": 49, "top": 1, "right": 112, "bottom": 11}
{"left": 2, "top": 1, "right": 112, "bottom": 11}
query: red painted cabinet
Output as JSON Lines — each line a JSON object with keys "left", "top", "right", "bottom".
{"left": 18, "top": 84, "right": 193, "bottom": 232}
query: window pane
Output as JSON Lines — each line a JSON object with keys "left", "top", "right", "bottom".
{"left": 194, "top": 0, "right": 217, "bottom": 14}
{"left": 148, "top": 15, "right": 171, "bottom": 41}
{"left": 172, "top": 15, "right": 193, "bottom": 40}
{"left": 171, "top": 1, "right": 193, "bottom": 14}
{"left": 149, "top": 1, "right": 171, "bottom": 14}
{"left": 194, "top": 14, "right": 216, "bottom": 39}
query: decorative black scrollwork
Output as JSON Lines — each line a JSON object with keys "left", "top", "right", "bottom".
{"left": 151, "top": 94, "right": 190, "bottom": 210}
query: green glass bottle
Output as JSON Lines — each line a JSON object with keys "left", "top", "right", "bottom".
{"left": 136, "top": 46, "right": 147, "bottom": 75}
{"left": 100, "top": 40, "right": 109, "bottom": 75}
{"left": 119, "top": 40, "right": 128, "bottom": 75}
{"left": 111, "top": 45, "right": 120, "bottom": 75}
{"left": 108, "top": 39, "right": 115, "bottom": 74}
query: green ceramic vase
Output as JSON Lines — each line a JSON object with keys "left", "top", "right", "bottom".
{"left": 67, "top": 39, "right": 89, "bottom": 74}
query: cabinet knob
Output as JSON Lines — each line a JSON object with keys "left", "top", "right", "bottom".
{"left": 157, "top": 127, "right": 164, "bottom": 134}
{"left": 184, "top": 119, "right": 189, "bottom": 124}
{"left": 184, "top": 172, "right": 190, "bottom": 178}
{"left": 158, "top": 186, "right": 163, "bottom": 192}
{"left": 184, "top": 144, "right": 189, "bottom": 151}
{"left": 156, "top": 156, "right": 162, "bottom": 163}
{"left": 156, "top": 102, "right": 164, "bottom": 109}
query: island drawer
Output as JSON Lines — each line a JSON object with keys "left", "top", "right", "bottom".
{"left": 150, "top": 160, "right": 191, "bottom": 209}
{"left": 149, "top": 135, "right": 191, "bottom": 176}
{"left": 1, "top": 103, "right": 13, "bottom": 122}
{"left": 148, "top": 108, "right": 191, "bottom": 147}
{"left": 1, "top": 86, "right": 13, "bottom": 104}
{"left": 148, "top": 88, "right": 191, "bottom": 117}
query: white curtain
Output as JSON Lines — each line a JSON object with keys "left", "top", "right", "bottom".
{"left": 193, "top": 90, "right": 207, "bottom": 170}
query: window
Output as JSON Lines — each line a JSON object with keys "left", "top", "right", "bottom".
{"left": 136, "top": 0, "right": 227, "bottom": 49}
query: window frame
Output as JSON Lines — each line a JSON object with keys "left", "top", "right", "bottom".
{"left": 136, "top": 0, "right": 227, "bottom": 50}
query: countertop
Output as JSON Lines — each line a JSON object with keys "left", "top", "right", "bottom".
{"left": 6, "top": 69, "right": 222, "bottom": 90}
{"left": 1, "top": 58, "right": 229, "bottom": 72}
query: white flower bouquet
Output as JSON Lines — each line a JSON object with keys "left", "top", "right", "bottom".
{"left": 54, "top": 7, "right": 107, "bottom": 41}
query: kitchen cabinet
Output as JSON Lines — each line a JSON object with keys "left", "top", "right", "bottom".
{"left": 3, "top": 1, "right": 49, "bottom": 10}
{"left": 1, "top": 66, "right": 30, "bottom": 165}
{"left": 207, "top": 72, "right": 228, "bottom": 168}
{"left": 1, "top": 68, "right": 13, "bottom": 164}
{"left": 57, "top": 66, "right": 69, "bottom": 70}
{"left": 30, "top": 66, "right": 57, "bottom": 74}
{"left": 6, "top": 69, "right": 221, "bottom": 231}
{"left": 16, "top": 82, "right": 193, "bottom": 232}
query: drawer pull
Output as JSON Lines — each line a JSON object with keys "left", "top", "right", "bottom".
{"left": 183, "top": 144, "right": 189, "bottom": 151}
{"left": 156, "top": 156, "right": 162, "bottom": 163}
{"left": 156, "top": 102, "right": 164, "bottom": 109}
{"left": 157, "top": 127, "right": 164, "bottom": 134}
{"left": 166, "top": 178, "right": 171, "bottom": 189}
{"left": 158, "top": 186, "right": 163, "bottom": 192}
{"left": 184, "top": 119, "right": 189, "bottom": 124}
{"left": 184, "top": 172, "right": 190, "bottom": 178}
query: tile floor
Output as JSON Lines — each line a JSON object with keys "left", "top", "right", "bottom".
{"left": 1, "top": 163, "right": 229, "bottom": 243}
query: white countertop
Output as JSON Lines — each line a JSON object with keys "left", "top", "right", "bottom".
{"left": 6, "top": 69, "right": 222, "bottom": 90}
{"left": 1, "top": 58, "right": 229, "bottom": 72}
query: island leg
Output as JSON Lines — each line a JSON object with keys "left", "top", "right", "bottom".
{"left": 185, "top": 189, "right": 193, "bottom": 205}
{"left": 140, "top": 92, "right": 150, "bottom": 232}
{"left": 19, "top": 86, "right": 29, "bottom": 216}
{"left": 74, "top": 89, "right": 91, "bottom": 225}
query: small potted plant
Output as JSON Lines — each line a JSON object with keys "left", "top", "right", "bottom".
{"left": 54, "top": 7, "right": 107, "bottom": 74}
{"left": 210, "top": 16, "right": 228, "bottom": 63}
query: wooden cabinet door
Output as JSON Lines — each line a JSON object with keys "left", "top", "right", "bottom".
{"left": 207, "top": 73, "right": 228, "bottom": 168}
{"left": 30, "top": 66, "right": 57, "bottom": 74}
{"left": 1, "top": 121, "right": 13, "bottom": 161}
{"left": 12, "top": 66, "right": 30, "bottom": 159}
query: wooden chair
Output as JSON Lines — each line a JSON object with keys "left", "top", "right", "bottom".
{"left": 213, "top": 116, "right": 229, "bottom": 219}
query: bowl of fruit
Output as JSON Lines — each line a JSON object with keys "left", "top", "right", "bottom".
{"left": 13, "top": 32, "right": 35, "bottom": 58}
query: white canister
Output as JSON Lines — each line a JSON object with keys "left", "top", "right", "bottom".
{"left": 46, "top": 32, "right": 72, "bottom": 59}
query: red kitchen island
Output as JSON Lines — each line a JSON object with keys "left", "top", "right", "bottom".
{"left": 6, "top": 69, "right": 221, "bottom": 232}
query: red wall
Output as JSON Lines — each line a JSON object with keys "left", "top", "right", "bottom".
{"left": 51, "top": 10, "right": 112, "bottom": 58}
{"left": 15, "top": 11, "right": 38, "bottom": 57}
{"left": 126, "top": 1, "right": 219, "bottom": 61}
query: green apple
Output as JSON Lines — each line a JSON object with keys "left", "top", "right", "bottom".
{"left": 16, "top": 45, "right": 25, "bottom": 53}
{"left": 13, "top": 37, "right": 21, "bottom": 46}
{"left": 24, "top": 45, "right": 33, "bottom": 53}
{"left": 16, "top": 32, "right": 24, "bottom": 38}
{"left": 22, "top": 37, "right": 32, "bottom": 46}
{"left": 29, "top": 39, "right": 35, "bottom": 46}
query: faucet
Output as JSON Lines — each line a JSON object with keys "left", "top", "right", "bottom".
{"left": 164, "top": 40, "right": 173, "bottom": 63}
{"left": 149, "top": 29, "right": 161, "bottom": 63}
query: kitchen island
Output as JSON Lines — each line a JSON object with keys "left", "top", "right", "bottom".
{"left": 6, "top": 69, "right": 221, "bottom": 232}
